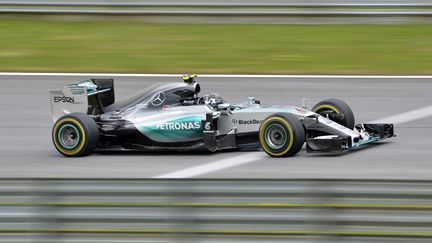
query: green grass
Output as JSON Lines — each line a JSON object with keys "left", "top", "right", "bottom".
{"left": 1, "top": 16, "right": 432, "bottom": 74}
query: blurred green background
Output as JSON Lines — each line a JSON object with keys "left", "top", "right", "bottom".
{"left": 1, "top": 16, "right": 432, "bottom": 74}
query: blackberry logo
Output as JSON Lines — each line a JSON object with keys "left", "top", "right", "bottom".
{"left": 232, "top": 119, "right": 263, "bottom": 125}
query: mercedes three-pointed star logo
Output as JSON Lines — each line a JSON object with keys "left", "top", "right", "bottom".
{"left": 151, "top": 92, "right": 166, "bottom": 106}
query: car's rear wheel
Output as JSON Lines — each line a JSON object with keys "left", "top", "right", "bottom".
{"left": 259, "top": 113, "right": 305, "bottom": 157}
{"left": 312, "top": 98, "right": 355, "bottom": 129}
{"left": 52, "top": 113, "right": 99, "bottom": 157}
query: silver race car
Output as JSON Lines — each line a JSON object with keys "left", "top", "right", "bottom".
{"left": 50, "top": 75, "right": 394, "bottom": 157}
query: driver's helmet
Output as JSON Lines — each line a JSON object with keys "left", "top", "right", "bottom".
{"left": 202, "top": 93, "right": 224, "bottom": 108}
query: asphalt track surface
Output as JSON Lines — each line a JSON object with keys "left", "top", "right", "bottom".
{"left": 0, "top": 74, "right": 431, "bottom": 178}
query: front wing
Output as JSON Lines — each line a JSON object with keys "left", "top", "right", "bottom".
{"left": 306, "top": 123, "right": 394, "bottom": 153}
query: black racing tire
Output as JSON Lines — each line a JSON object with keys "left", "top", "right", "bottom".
{"left": 52, "top": 113, "right": 99, "bottom": 157}
{"left": 259, "top": 113, "right": 305, "bottom": 157}
{"left": 312, "top": 98, "right": 355, "bottom": 130}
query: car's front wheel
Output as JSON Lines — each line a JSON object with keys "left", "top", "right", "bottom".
{"left": 312, "top": 98, "right": 355, "bottom": 129}
{"left": 52, "top": 113, "right": 99, "bottom": 157}
{"left": 259, "top": 113, "right": 305, "bottom": 157}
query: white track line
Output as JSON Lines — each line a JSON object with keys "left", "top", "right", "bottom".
{"left": 153, "top": 153, "right": 264, "bottom": 178}
{"left": 369, "top": 104, "right": 432, "bottom": 125}
{"left": 1, "top": 72, "right": 432, "bottom": 79}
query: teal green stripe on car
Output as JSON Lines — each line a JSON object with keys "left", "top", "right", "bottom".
{"left": 352, "top": 136, "right": 380, "bottom": 147}
{"left": 57, "top": 124, "right": 80, "bottom": 149}
{"left": 135, "top": 115, "right": 203, "bottom": 143}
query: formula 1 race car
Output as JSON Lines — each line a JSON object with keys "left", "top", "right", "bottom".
{"left": 50, "top": 74, "right": 394, "bottom": 157}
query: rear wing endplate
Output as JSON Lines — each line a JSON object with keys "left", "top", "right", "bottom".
{"left": 49, "top": 85, "right": 88, "bottom": 122}
{"left": 49, "top": 79, "right": 114, "bottom": 122}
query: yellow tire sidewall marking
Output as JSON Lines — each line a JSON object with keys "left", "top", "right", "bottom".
{"left": 53, "top": 118, "right": 86, "bottom": 156}
{"left": 260, "top": 117, "right": 294, "bottom": 157}
{"left": 312, "top": 104, "right": 340, "bottom": 114}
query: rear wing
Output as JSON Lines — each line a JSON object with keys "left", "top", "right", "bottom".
{"left": 49, "top": 79, "right": 114, "bottom": 122}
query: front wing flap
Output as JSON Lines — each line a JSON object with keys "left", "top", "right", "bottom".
{"left": 306, "top": 123, "right": 394, "bottom": 153}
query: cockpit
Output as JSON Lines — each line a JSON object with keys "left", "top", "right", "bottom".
{"left": 104, "top": 80, "right": 201, "bottom": 113}
{"left": 103, "top": 74, "right": 256, "bottom": 116}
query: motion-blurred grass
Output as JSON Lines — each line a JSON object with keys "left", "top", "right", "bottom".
{"left": 1, "top": 16, "right": 432, "bottom": 74}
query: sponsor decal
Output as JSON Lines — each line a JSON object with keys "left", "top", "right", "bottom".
{"left": 162, "top": 105, "right": 170, "bottom": 111}
{"left": 151, "top": 92, "right": 165, "bottom": 106}
{"left": 232, "top": 119, "right": 263, "bottom": 125}
{"left": 182, "top": 99, "right": 196, "bottom": 105}
{"left": 54, "top": 96, "right": 75, "bottom": 103}
{"left": 156, "top": 121, "right": 201, "bottom": 130}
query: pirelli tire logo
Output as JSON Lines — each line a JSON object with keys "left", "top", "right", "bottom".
{"left": 54, "top": 96, "right": 75, "bottom": 103}
{"left": 232, "top": 119, "right": 263, "bottom": 125}
{"left": 156, "top": 121, "right": 201, "bottom": 131}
